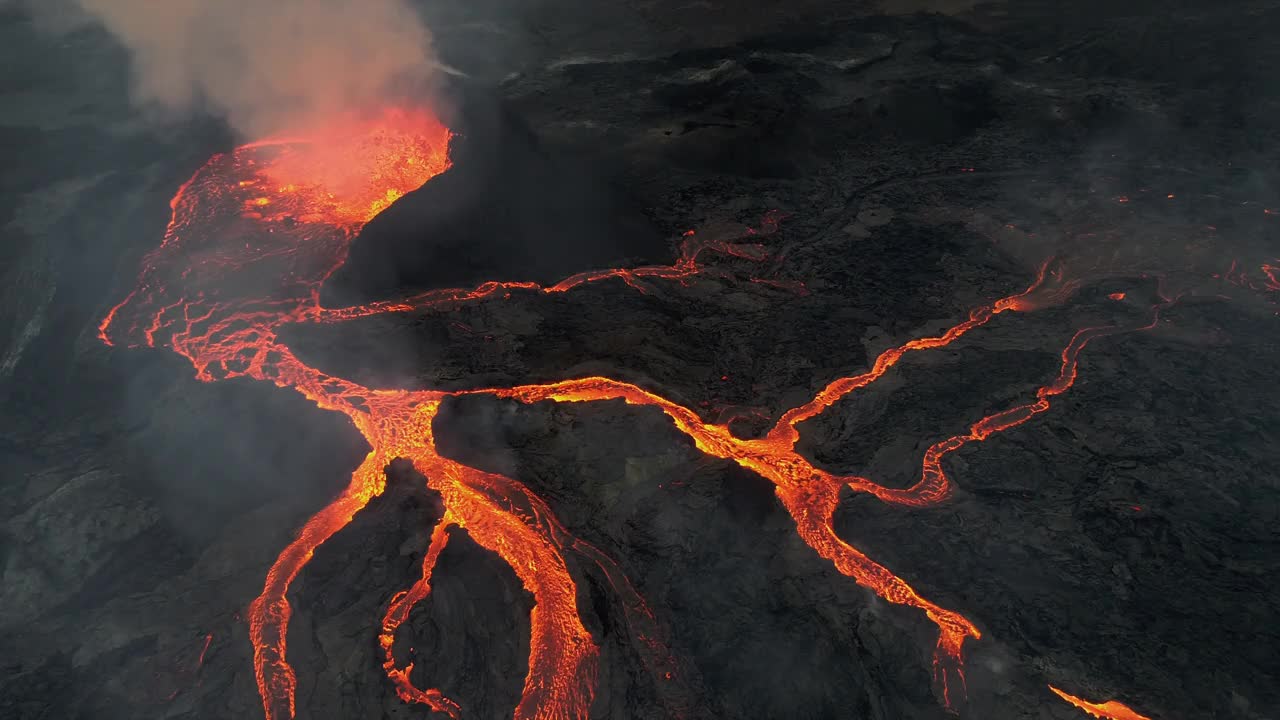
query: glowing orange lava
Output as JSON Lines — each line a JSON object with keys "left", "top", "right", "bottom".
{"left": 101, "top": 107, "right": 1177, "bottom": 718}
{"left": 197, "top": 633, "right": 213, "bottom": 670}
{"left": 1049, "top": 685, "right": 1154, "bottom": 720}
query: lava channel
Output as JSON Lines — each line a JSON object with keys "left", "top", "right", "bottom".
{"left": 1049, "top": 685, "right": 1155, "bottom": 720}
{"left": 101, "top": 105, "right": 1172, "bottom": 719}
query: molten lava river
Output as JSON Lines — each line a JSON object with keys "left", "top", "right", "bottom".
{"left": 99, "top": 106, "right": 1256, "bottom": 720}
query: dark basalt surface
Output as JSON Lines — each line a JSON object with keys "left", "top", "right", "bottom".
{"left": 322, "top": 89, "right": 670, "bottom": 306}
{"left": 2, "top": 2, "right": 1279, "bottom": 720}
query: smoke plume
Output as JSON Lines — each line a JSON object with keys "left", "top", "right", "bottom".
{"left": 70, "top": 0, "right": 439, "bottom": 138}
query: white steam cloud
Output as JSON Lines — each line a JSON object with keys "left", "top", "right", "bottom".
{"left": 69, "top": 0, "right": 440, "bottom": 138}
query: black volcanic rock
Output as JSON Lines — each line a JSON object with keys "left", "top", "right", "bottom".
{"left": 286, "top": 460, "right": 535, "bottom": 720}
{"left": 4, "top": 3, "right": 1280, "bottom": 720}
{"left": 322, "top": 87, "right": 671, "bottom": 306}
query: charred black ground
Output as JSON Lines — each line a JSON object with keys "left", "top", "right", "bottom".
{"left": 2, "top": 2, "right": 1278, "bottom": 720}
{"left": 324, "top": 87, "right": 670, "bottom": 305}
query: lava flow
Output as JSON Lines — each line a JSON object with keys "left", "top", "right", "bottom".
{"left": 1049, "top": 685, "right": 1154, "bottom": 720}
{"left": 102, "top": 106, "right": 1171, "bottom": 718}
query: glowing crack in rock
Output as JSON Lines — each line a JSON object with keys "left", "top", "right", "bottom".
{"left": 101, "top": 106, "right": 1186, "bottom": 718}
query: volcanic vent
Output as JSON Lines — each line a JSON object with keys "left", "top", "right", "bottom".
{"left": 10, "top": 2, "right": 1280, "bottom": 720}
{"left": 94, "top": 85, "right": 1267, "bottom": 720}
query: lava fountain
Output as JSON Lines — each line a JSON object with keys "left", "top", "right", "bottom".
{"left": 101, "top": 105, "right": 1165, "bottom": 720}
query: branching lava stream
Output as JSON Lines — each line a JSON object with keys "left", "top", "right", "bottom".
{"left": 101, "top": 107, "right": 1177, "bottom": 719}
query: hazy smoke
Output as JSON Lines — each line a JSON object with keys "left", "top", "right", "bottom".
{"left": 70, "top": 0, "right": 439, "bottom": 138}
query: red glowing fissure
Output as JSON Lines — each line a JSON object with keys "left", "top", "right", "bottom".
{"left": 100, "top": 107, "right": 1175, "bottom": 719}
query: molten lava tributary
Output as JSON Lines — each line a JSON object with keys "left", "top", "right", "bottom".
{"left": 99, "top": 107, "right": 1271, "bottom": 720}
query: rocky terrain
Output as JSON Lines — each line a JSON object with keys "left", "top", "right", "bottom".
{"left": 2, "top": 1, "right": 1278, "bottom": 719}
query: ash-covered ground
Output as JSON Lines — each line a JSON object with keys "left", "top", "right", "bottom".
{"left": 2, "top": 1, "right": 1278, "bottom": 719}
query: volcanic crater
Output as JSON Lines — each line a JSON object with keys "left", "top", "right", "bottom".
{"left": 2, "top": 3, "right": 1279, "bottom": 720}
